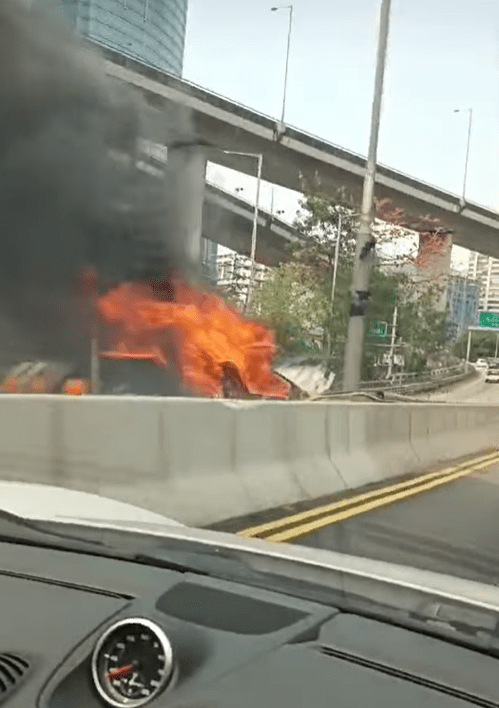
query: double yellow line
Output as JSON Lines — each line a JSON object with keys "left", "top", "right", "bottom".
{"left": 238, "top": 449, "right": 499, "bottom": 544}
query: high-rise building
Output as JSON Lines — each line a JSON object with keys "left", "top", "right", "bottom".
{"left": 42, "top": 0, "right": 188, "bottom": 75}
{"left": 467, "top": 253, "right": 499, "bottom": 312}
{"left": 445, "top": 274, "right": 480, "bottom": 342}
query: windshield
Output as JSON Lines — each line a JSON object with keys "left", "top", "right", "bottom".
{"left": 3, "top": 0, "right": 499, "bottom": 672}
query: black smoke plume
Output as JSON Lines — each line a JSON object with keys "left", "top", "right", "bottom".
{"left": 0, "top": 0, "right": 187, "bottom": 377}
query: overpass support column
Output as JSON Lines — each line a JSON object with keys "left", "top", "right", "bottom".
{"left": 165, "top": 143, "right": 207, "bottom": 275}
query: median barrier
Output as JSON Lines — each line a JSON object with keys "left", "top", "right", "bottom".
{"left": 286, "top": 402, "right": 345, "bottom": 498}
{"left": 0, "top": 395, "right": 54, "bottom": 478}
{"left": 410, "top": 404, "right": 499, "bottom": 467}
{"left": 332, "top": 405, "right": 418, "bottom": 488}
{"left": 0, "top": 395, "right": 498, "bottom": 526}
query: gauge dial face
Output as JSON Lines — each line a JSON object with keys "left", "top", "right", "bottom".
{"left": 91, "top": 618, "right": 174, "bottom": 707}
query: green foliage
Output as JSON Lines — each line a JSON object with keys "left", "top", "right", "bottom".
{"left": 253, "top": 262, "right": 329, "bottom": 355}
{"left": 253, "top": 193, "right": 449, "bottom": 379}
{"left": 453, "top": 331, "right": 499, "bottom": 360}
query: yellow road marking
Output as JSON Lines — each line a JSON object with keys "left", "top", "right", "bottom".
{"left": 238, "top": 450, "right": 499, "bottom": 539}
{"left": 265, "top": 454, "right": 499, "bottom": 543}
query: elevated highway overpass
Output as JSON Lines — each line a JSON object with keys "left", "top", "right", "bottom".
{"left": 97, "top": 43, "right": 499, "bottom": 260}
{"left": 137, "top": 148, "right": 299, "bottom": 264}
{"left": 203, "top": 182, "right": 298, "bottom": 265}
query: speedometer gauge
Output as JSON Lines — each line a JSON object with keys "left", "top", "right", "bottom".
{"left": 91, "top": 618, "right": 174, "bottom": 707}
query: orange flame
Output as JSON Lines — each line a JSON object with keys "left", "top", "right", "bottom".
{"left": 97, "top": 277, "right": 290, "bottom": 400}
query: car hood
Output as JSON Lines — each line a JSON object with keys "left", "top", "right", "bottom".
{"left": 0, "top": 481, "right": 184, "bottom": 532}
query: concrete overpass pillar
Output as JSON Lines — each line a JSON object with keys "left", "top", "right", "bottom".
{"left": 165, "top": 143, "right": 207, "bottom": 275}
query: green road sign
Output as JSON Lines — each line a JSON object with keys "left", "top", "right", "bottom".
{"left": 369, "top": 322, "right": 387, "bottom": 338}
{"left": 479, "top": 312, "right": 499, "bottom": 328}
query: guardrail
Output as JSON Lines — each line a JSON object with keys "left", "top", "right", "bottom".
{"left": 362, "top": 364, "right": 466, "bottom": 389}
{"left": 320, "top": 363, "right": 469, "bottom": 399}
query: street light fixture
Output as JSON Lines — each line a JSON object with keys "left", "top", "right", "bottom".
{"left": 454, "top": 107, "right": 473, "bottom": 206}
{"left": 270, "top": 5, "right": 294, "bottom": 129}
{"left": 221, "top": 151, "right": 263, "bottom": 313}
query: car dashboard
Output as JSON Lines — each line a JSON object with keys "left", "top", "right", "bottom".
{"left": 2, "top": 539, "right": 499, "bottom": 708}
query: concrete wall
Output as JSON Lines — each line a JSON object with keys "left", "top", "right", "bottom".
{"left": 0, "top": 395, "right": 498, "bottom": 527}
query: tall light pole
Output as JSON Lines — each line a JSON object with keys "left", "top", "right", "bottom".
{"left": 386, "top": 306, "right": 398, "bottom": 379}
{"left": 327, "top": 213, "right": 342, "bottom": 356}
{"left": 343, "top": 0, "right": 392, "bottom": 392}
{"left": 454, "top": 108, "right": 473, "bottom": 205}
{"left": 221, "top": 151, "right": 263, "bottom": 313}
{"left": 271, "top": 5, "right": 293, "bottom": 129}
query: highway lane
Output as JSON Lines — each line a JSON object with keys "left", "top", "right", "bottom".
{"left": 292, "top": 457, "right": 499, "bottom": 586}
{"left": 222, "top": 449, "right": 499, "bottom": 587}
{"left": 416, "top": 369, "right": 499, "bottom": 403}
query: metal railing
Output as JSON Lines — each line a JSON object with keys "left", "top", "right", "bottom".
{"left": 318, "top": 363, "right": 469, "bottom": 399}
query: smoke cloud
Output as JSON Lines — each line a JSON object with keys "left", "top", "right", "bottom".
{"left": 0, "top": 0, "right": 187, "bottom": 372}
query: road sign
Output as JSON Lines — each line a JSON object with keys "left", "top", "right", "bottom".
{"left": 478, "top": 312, "right": 499, "bottom": 328}
{"left": 369, "top": 322, "right": 387, "bottom": 338}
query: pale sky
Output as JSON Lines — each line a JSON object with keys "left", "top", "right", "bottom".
{"left": 183, "top": 0, "right": 499, "bottom": 269}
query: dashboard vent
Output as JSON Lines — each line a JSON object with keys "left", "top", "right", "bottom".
{"left": 0, "top": 654, "right": 29, "bottom": 700}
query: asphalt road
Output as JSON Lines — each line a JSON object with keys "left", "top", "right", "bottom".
{"left": 294, "top": 458, "right": 499, "bottom": 586}
{"left": 416, "top": 369, "right": 499, "bottom": 403}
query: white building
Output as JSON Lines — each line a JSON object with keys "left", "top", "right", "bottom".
{"left": 216, "top": 252, "right": 271, "bottom": 309}
{"left": 467, "top": 253, "right": 499, "bottom": 312}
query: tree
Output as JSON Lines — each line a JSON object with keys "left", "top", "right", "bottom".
{"left": 252, "top": 192, "right": 450, "bottom": 380}
{"left": 453, "top": 331, "right": 499, "bottom": 361}
{"left": 253, "top": 261, "right": 328, "bottom": 355}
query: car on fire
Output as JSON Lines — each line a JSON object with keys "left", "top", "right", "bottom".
{"left": 2, "top": 482, "right": 499, "bottom": 708}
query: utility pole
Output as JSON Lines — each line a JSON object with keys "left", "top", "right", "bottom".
{"left": 327, "top": 213, "right": 342, "bottom": 356}
{"left": 271, "top": 5, "right": 294, "bottom": 129}
{"left": 244, "top": 153, "right": 263, "bottom": 313}
{"left": 465, "top": 328, "right": 472, "bottom": 372}
{"left": 386, "top": 306, "right": 398, "bottom": 379}
{"left": 90, "top": 336, "right": 100, "bottom": 394}
{"left": 343, "top": 0, "right": 392, "bottom": 392}
{"left": 218, "top": 151, "right": 263, "bottom": 314}
{"left": 453, "top": 108, "right": 473, "bottom": 206}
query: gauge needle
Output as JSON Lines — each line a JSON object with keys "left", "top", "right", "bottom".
{"left": 107, "top": 664, "right": 134, "bottom": 681}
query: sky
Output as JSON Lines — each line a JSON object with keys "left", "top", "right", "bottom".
{"left": 182, "top": 0, "right": 499, "bottom": 269}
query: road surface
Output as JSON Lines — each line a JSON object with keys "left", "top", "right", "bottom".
{"left": 216, "top": 447, "right": 499, "bottom": 587}
{"left": 293, "top": 456, "right": 499, "bottom": 586}
{"left": 416, "top": 369, "right": 499, "bottom": 403}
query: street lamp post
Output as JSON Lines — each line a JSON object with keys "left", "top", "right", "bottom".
{"left": 454, "top": 108, "right": 473, "bottom": 205}
{"left": 343, "top": 0, "right": 392, "bottom": 392}
{"left": 221, "top": 151, "right": 263, "bottom": 313}
{"left": 327, "top": 213, "right": 342, "bottom": 356}
{"left": 465, "top": 328, "right": 472, "bottom": 372}
{"left": 271, "top": 5, "right": 293, "bottom": 129}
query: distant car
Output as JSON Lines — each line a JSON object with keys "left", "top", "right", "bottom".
{"left": 485, "top": 362, "right": 499, "bottom": 382}
{"left": 476, "top": 358, "right": 488, "bottom": 370}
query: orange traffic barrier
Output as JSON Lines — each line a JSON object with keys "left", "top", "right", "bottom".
{"left": 1, "top": 377, "right": 20, "bottom": 393}
{"left": 63, "top": 379, "right": 90, "bottom": 396}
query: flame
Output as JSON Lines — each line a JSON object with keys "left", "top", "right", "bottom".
{"left": 97, "top": 277, "right": 290, "bottom": 400}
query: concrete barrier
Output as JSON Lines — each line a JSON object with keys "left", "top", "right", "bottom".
{"left": 0, "top": 395, "right": 498, "bottom": 526}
